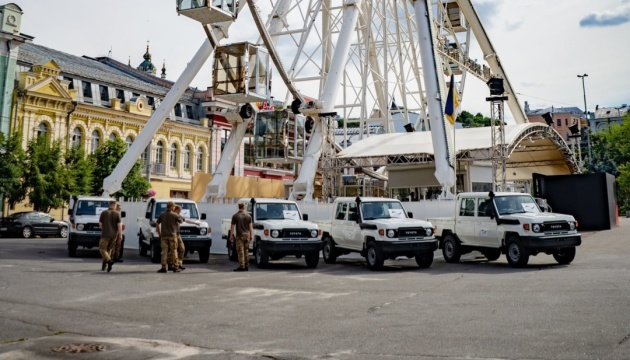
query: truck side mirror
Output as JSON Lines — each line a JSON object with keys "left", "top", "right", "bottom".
{"left": 201, "top": 213, "right": 207, "bottom": 220}
{"left": 407, "top": 212, "right": 413, "bottom": 218}
{"left": 67, "top": 209, "right": 72, "bottom": 215}
{"left": 121, "top": 211, "right": 126, "bottom": 218}
{"left": 145, "top": 212, "right": 151, "bottom": 219}
{"left": 302, "top": 214, "right": 309, "bottom": 221}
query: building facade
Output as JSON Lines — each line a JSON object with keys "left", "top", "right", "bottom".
{"left": 13, "top": 42, "right": 213, "bottom": 200}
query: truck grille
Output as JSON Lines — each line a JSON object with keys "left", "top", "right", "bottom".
{"left": 179, "top": 227, "right": 201, "bottom": 236}
{"left": 280, "top": 229, "right": 311, "bottom": 238}
{"left": 84, "top": 223, "right": 101, "bottom": 231}
{"left": 398, "top": 227, "right": 428, "bottom": 238}
{"left": 541, "top": 221, "right": 571, "bottom": 232}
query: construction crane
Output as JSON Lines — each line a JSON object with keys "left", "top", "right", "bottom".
{"left": 101, "top": 0, "right": 528, "bottom": 202}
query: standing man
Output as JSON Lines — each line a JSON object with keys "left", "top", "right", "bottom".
{"left": 112, "top": 204, "right": 125, "bottom": 262}
{"left": 99, "top": 200, "right": 122, "bottom": 273}
{"left": 156, "top": 201, "right": 183, "bottom": 273}
{"left": 172, "top": 205, "right": 201, "bottom": 271}
{"left": 230, "top": 202, "right": 253, "bottom": 272}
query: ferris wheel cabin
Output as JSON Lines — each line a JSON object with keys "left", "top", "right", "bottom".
{"left": 176, "top": 0, "right": 236, "bottom": 24}
{"left": 212, "top": 42, "right": 271, "bottom": 104}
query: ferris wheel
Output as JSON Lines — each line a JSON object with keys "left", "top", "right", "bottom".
{"left": 102, "top": 0, "right": 528, "bottom": 201}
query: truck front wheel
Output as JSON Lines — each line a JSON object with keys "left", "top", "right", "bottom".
{"left": 322, "top": 237, "right": 337, "bottom": 264}
{"left": 199, "top": 245, "right": 210, "bottom": 263}
{"left": 255, "top": 243, "right": 269, "bottom": 268}
{"left": 68, "top": 242, "right": 78, "bottom": 257}
{"left": 151, "top": 240, "right": 161, "bottom": 264}
{"left": 483, "top": 249, "right": 501, "bottom": 261}
{"left": 366, "top": 242, "right": 384, "bottom": 270}
{"left": 442, "top": 235, "right": 461, "bottom": 263}
{"left": 305, "top": 252, "right": 319, "bottom": 268}
{"left": 506, "top": 236, "right": 529, "bottom": 268}
{"left": 415, "top": 252, "right": 434, "bottom": 268}
{"left": 552, "top": 247, "right": 576, "bottom": 265}
{"left": 227, "top": 240, "right": 238, "bottom": 262}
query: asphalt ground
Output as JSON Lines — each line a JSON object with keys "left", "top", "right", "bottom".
{"left": 0, "top": 219, "right": 629, "bottom": 360}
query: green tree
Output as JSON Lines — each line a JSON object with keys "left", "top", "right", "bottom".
{"left": 21, "top": 136, "right": 68, "bottom": 212}
{"left": 0, "top": 131, "right": 26, "bottom": 208}
{"left": 65, "top": 146, "right": 94, "bottom": 196}
{"left": 585, "top": 114, "right": 630, "bottom": 213}
{"left": 457, "top": 111, "right": 496, "bottom": 128}
{"left": 89, "top": 138, "right": 150, "bottom": 199}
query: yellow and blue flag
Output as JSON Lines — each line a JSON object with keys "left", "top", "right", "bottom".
{"left": 444, "top": 74, "right": 459, "bottom": 125}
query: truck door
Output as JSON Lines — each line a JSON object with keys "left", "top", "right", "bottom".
{"left": 345, "top": 202, "right": 363, "bottom": 251}
{"left": 331, "top": 202, "right": 347, "bottom": 247}
{"left": 474, "top": 197, "right": 499, "bottom": 247}
{"left": 457, "top": 198, "right": 477, "bottom": 245}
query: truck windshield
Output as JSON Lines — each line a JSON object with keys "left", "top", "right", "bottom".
{"left": 361, "top": 201, "right": 406, "bottom": 220}
{"left": 256, "top": 203, "right": 300, "bottom": 220}
{"left": 75, "top": 200, "right": 110, "bottom": 216}
{"left": 494, "top": 195, "right": 540, "bottom": 215}
{"left": 155, "top": 202, "right": 200, "bottom": 219}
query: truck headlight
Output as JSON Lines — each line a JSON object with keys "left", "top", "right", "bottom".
{"left": 271, "top": 230, "right": 280, "bottom": 238}
{"left": 387, "top": 229, "right": 395, "bottom": 238}
{"left": 569, "top": 222, "right": 576, "bottom": 231}
{"left": 532, "top": 224, "right": 541, "bottom": 233}
{"left": 425, "top": 228, "right": 432, "bottom": 236}
{"left": 310, "top": 229, "right": 318, "bottom": 238}
{"left": 76, "top": 224, "right": 84, "bottom": 231}
{"left": 200, "top": 228, "right": 207, "bottom": 235}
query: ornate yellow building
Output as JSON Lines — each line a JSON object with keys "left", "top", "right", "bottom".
{"left": 12, "top": 42, "right": 213, "bottom": 201}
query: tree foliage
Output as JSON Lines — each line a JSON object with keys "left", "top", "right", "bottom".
{"left": 456, "top": 110, "right": 497, "bottom": 128}
{"left": 21, "top": 136, "right": 69, "bottom": 213}
{"left": 585, "top": 114, "right": 630, "bottom": 213}
{"left": 65, "top": 146, "right": 94, "bottom": 196}
{"left": 0, "top": 131, "right": 26, "bottom": 208}
{"left": 89, "top": 138, "right": 150, "bottom": 199}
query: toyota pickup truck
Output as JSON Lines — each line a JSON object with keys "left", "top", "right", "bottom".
{"left": 314, "top": 197, "right": 438, "bottom": 270}
{"left": 221, "top": 198, "right": 322, "bottom": 268}
{"left": 67, "top": 195, "right": 125, "bottom": 257}
{"left": 137, "top": 198, "right": 212, "bottom": 263}
{"left": 428, "top": 192, "right": 581, "bottom": 267}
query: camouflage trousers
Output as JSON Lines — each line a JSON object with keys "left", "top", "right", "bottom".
{"left": 160, "top": 235, "right": 178, "bottom": 269}
{"left": 235, "top": 235, "right": 250, "bottom": 269}
{"left": 99, "top": 237, "right": 116, "bottom": 263}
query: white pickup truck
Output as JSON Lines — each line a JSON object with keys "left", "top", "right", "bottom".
{"left": 137, "top": 198, "right": 212, "bottom": 263}
{"left": 220, "top": 198, "right": 322, "bottom": 268}
{"left": 428, "top": 192, "right": 581, "bottom": 267}
{"left": 314, "top": 197, "right": 438, "bottom": 270}
{"left": 67, "top": 195, "right": 125, "bottom": 257}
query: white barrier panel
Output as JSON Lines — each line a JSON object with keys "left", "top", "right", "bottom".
{"left": 119, "top": 201, "right": 149, "bottom": 250}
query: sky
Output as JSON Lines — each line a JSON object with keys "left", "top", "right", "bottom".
{"left": 11, "top": 0, "right": 630, "bottom": 121}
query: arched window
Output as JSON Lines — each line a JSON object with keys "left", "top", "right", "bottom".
{"left": 196, "top": 147, "right": 203, "bottom": 171}
{"left": 170, "top": 143, "right": 178, "bottom": 168}
{"left": 125, "top": 136, "right": 133, "bottom": 149}
{"left": 109, "top": 133, "right": 117, "bottom": 141}
{"left": 37, "top": 123, "right": 48, "bottom": 138}
{"left": 156, "top": 141, "right": 164, "bottom": 163}
{"left": 72, "top": 128, "right": 82, "bottom": 148}
{"left": 141, "top": 145, "right": 150, "bottom": 164}
{"left": 184, "top": 145, "right": 191, "bottom": 170}
{"left": 91, "top": 131, "right": 100, "bottom": 152}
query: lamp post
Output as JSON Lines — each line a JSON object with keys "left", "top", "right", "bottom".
{"left": 577, "top": 74, "right": 591, "bottom": 160}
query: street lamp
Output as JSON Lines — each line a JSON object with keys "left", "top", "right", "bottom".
{"left": 577, "top": 74, "right": 591, "bottom": 160}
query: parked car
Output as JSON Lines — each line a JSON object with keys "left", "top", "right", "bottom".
{"left": 0, "top": 211, "right": 69, "bottom": 238}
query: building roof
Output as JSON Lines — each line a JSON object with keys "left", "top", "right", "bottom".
{"left": 18, "top": 42, "right": 174, "bottom": 97}
{"left": 527, "top": 106, "right": 583, "bottom": 116}
{"left": 594, "top": 105, "right": 629, "bottom": 119}
{"left": 335, "top": 123, "right": 579, "bottom": 178}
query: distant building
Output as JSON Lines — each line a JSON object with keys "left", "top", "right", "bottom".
{"left": 525, "top": 101, "right": 583, "bottom": 141}
{"left": 593, "top": 105, "right": 629, "bottom": 132}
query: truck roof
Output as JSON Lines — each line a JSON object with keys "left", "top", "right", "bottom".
{"left": 151, "top": 198, "right": 197, "bottom": 203}
{"left": 237, "top": 198, "right": 297, "bottom": 204}
{"left": 458, "top": 192, "right": 530, "bottom": 198}
{"left": 74, "top": 196, "right": 116, "bottom": 201}
{"left": 333, "top": 197, "right": 401, "bottom": 202}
